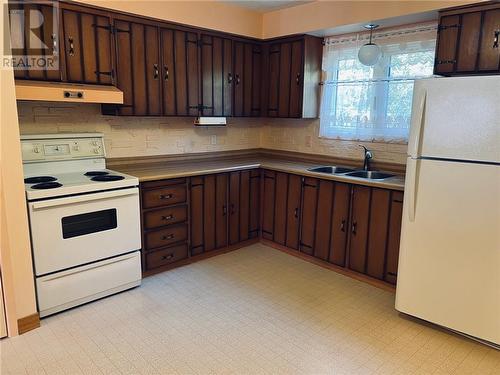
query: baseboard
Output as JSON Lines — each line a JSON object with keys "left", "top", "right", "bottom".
{"left": 260, "top": 239, "right": 396, "bottom": 293}
{"left": 17, "top": 313, "right": 40, "bottom": 334}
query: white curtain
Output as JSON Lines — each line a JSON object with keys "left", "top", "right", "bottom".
{"left": 320, "top": 22, "right": 437, "bottom": 143}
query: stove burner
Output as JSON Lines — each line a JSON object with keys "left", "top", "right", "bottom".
{"left": 31, "top": 182, "right": 63, "bottom": 189}
{"left": 84, "top": 171, "right": 109, "bottom": 176}
{"left": 91, "top": 175, "right": 125, "bottom": 182}
{"left": 24, "top": 176, "right": 57, "bottom": 184}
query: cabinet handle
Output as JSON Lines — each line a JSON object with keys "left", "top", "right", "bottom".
{"left": 161, "top": 253, "right": 174, "bottom": 261}
{"left": 51, "top": 34, "right": 58, "bottom": 55}
{"left": 494, "top": 30, "right": 499, "bottom": 49}
{"left": 164, "top": 65, "right": 169, "bottom": 81}
{"left": 296, "top": 73, "right": 300, "bottom": 84}
{"left": 161, "top": 215, "right": 173, "bottom": 221}
{"left": 228, "top": 73, "right": 233, "bottom": 84}
{"left": 68, "top": 36, "right": 75, "bottom": 56}
{"left": 294, "top": 207, "right": 299, "bottom": 218}
{"left": 351, "top": 221, "right": 357, "bottom": 234}
{"left": 222, "top": 205, "right": 227, "bottom": 216}
{"left": 235, "top": 74, "right": 240, "bottom": 85}
{"left": 159, "top": 194, "right": 173, "bottom": 200}
{"left": 435, "top": 59, "right": 456, "bottom": 65}
{"left": 340, "top": 219, "right": 346, "bottom": 232}
{"left": 153, "top": 64, "right": 159, "bottom": 79}
{"left": 161, "top": 234, "right": 174, "bottom": 241}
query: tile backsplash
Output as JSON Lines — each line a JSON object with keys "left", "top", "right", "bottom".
{"left": 17, "top": 102, "right": 407, "bottom": 164}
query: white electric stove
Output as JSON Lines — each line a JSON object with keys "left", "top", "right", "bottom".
{"left": 21, "top": 133, "right": 142, "bottom": 317}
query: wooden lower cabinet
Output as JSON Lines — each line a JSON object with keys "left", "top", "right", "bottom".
{"left": 261, "top": 170, "right": 276, "bottom": 240}
{"left": 140, "top": 169, "right": 403, "bottom": 287}
{"left": 261, "top": 170, "right": 404, "bottom": 286}
{"left": 140, "top": 178, "right": 189, "bottom": 273}
{"left": 189, "top": 170, "right": 260, "bottom": 256}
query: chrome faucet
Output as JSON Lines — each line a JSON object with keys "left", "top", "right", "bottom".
{"left": 359, "top": 145, "right": 373, "bottom": 171}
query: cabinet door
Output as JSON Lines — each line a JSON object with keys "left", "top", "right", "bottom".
{"left": 200, "top": 35, "right": 233, "bottom": 116}
{"left": 314, "top": 180, "right": 334, "bottom": 261}
{"left": 239, "top": 170, "right": 250, "bottom": 242}
{"left": 278, "top": 42, "right": 291, "bottom": 117}
{"left": 190, "top": 176, "right": 205, "bottom": 255}
{"left": 130, "top": 22, "right": 147, "bottom": 115}
{"left": 478, "top": 9, "right": 500, "bottom": 72}
{"left": 10, "top": 3, "right": 62, "bottom": 81}
{"left": 114, "top": 20, "right": 133, "bottom": 115}
{"left": 299, "top": 177, "right": 318, "bottom": 255}
{"left": 145, "top": 25, "right": 161, "bottom": 115}
{"left": 215, "top": 174, "right": 228, "bottom": 248}
{"left": 285, "top": 174, "right": 302, "bottom": 250}
{"left": 229, "top": 171, "right": 241, "bottom": 245}
{"left": 455, "top": 12, "right": 482, "bottom": 72}
{"left": 161, "top": 28, "right": 176, "bottom": 115}
{"left": 348, "top": 185, "right": 370, "bottom": 273}
{"left": 261, "top": 170, "right": 276, "bottom": 240}
{"left": 174, "top": 30, "right": 199, "bottom": 116}
{"left": 204, "top": 174, "right": 217, "bottom": 252}
{"left": 289, "top": 40, "right": 304, "bottom": 118}
{"left": 385, "top": 191, "right": 404, "bottom": 284}
{"left": 365, "top": 189, "right": 391, "bottom": 280}
{"left": 249, "top": 170, "right": 261, "bottom": 239}
{"left": 233, "top": 42, "right": 261, "bottom": 116}
{"left": 251, "top": 44, "right": 262, "bottom": 116}
{"left": 329, "top": 183, "right": 350, "bottom": 266}
{"left": 267, "top": 44, "right": 280, "bottom": 117}
{"left": 63, "top": 9, "right": 113, "bottom": 84}
{"left": 273, "top": 172, "right": 288, "bottom": 245}
{"left": 233, "top": 42, "right": 245, "bottom": 116}
{"left": 434, "top": 15, "right": 460, "bottom": 74}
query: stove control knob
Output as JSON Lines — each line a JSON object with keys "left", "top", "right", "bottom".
{"left": 73, "top": 145, "right": 80, "bottom": 151}
{"left": 91, "top": 141, "right": 98, "bottom": 146}
{"left": 33, "top": 146, "right": 40, "bottom": 153}
{"left": 93, "top": 148, "right": 100, "bottom": 154}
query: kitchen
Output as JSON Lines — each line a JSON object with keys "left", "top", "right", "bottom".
{"left": 1, "top": 0, "right": 499, "bottom": 373}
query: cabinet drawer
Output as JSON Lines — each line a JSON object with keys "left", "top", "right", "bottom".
{"left": 143, "top": 205, "right": 187, "bottom": 229}
{"left": 145, "top": 224, "right": 187, "bottom": 250}
{"left": 142, "top": 185, "right": 186, "bottom": 208}
{"left": 146, "top": 244, "right": 188, "bottom": 269}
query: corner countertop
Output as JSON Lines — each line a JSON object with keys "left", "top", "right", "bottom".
{"left": 112, "top": 156, "right": 405, "bottom": 191}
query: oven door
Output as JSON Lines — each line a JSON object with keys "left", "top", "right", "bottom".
{"left": 28, "top": 187, "right": 141, "bottom": 276}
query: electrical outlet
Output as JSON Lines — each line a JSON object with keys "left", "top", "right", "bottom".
{"left": 210, "top": 135, "right": 217, "bottom": 145}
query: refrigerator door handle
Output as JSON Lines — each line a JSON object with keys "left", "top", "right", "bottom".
{"left": 406, "top": 158, "right": 418, "bottom": 222}
{"left": 408, "top": 89, "right": 427, "bottom": 158}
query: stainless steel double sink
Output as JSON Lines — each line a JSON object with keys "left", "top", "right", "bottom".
{"left": 307, "top": 166, "right": 395, "bottom": 180}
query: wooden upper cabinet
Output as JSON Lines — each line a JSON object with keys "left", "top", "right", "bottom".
{"left": 9, "top": 2, "right": 62, "bottom": 81}
{"left": 233, "top": 41, "right": 262, "bottom": 116}
{"left": 435, "top": 2, "right": 500, "bottom": 75}
{"left": 478, "top": 8, "right": 500, "bottom": 72}
{"left": 160, "top": 28, "right": 176, "bottom": 116}
{"left": 62, "top": 8, "right": 113, "bottom": 84}
{"left": 264, "top": 35, "right": 322, "bottom": 118}
{"left": 200, "top": 35, "right": 233, "bottom": 116}
{"left": 174, "top": 30, "right": 200, "bottom": 116}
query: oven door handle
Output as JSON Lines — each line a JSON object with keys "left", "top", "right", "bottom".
{"left": 31, "top": 188, "right": 139, "bottom": 210}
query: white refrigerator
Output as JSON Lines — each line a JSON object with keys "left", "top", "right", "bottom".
{"left": 395, "top": 76, "right": 500, "bottom": 346}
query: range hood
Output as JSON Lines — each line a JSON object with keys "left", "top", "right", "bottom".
{"left": 15, "top": 80, "right": 123, "bottom": 104}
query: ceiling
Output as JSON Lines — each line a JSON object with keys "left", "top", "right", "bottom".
{"left": 221, "top": 0, "right": 314, "bottom": 13}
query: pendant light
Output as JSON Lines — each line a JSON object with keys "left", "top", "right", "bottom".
{"left": 358, "top": 24, "right": 381, "bottom": 66}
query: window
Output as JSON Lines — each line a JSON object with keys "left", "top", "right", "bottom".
{"left": 320, "top": 23, "right": 437, "bottom": 143}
